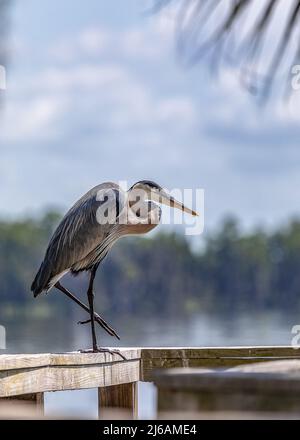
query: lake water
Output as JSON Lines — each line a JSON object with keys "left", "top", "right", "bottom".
{"left": 1, "top": 310, "right": 299, "bottom": 418}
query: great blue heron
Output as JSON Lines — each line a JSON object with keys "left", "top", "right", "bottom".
{"left": 31, "top": 180, "right": 198, "bottom": 354}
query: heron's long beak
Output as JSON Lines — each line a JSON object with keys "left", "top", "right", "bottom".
{"left": 151, "top": 189, "right": 199, "bottom": 217}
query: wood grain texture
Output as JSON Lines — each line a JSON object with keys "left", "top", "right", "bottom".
{"left": 0, "top": 349, "right": 140, "bottom": 397}
{"left": 1, "top": 347, "right": 300, "bottom": 398}
{"left": 0, "top": 361, "right": 140, "bottom": 397}
{"left": 0, "top": 349, "right": 141, "bottom": 371}
{"left": 99, "top": 382, "right": 138, "bottom": 419}
{"left": 0, "top": 354, "right": 51, "bottom": 371}
{"left": 141, "top": 347, "right": 300, "bottom": 381}
{"left": 141, "top": 346, "right": 300, "bottom": 359}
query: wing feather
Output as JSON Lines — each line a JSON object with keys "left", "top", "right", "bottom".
{"left": 31, "top": 183, "right": 126, "bottom": 295}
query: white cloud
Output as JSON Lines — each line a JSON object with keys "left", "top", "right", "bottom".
{"left": 79, "top": 27, "right": 110, "bottom": 55}
{"left": 48, "top": 7, "right": 176, "bottom": 64}
{"left": 48, "top": 28, "right": 112, "bottom": 62}
{"left": 1, "top": 56, "right": 197, "bottom": 146}
{"left": 1, "top": 95, "right": 68, "bottom": 142}
{"left": 157, "top": 97, "right": 196, "bottom": 126}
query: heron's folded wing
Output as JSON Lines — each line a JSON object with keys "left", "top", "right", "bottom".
{"left": 45, "top": 185, "right": 125, "bottom": 277}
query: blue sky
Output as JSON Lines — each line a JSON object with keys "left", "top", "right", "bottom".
{"left": 1, "top": 0, "right": 300, "bottom": 232}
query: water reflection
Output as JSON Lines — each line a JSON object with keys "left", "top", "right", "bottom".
{"left": 1, "top": 309, "right": 297, "bottom": 353}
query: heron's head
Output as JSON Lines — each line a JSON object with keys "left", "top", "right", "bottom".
{"left": 128, "top": 180, "right": 198, "bottom": 217}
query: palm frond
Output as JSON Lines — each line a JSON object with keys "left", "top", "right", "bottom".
{"left": 155, "top": 0, "right": 300, "bottom": 99}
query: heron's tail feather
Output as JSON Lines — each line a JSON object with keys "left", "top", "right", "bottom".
{"left": 31, "top": 261, "right": 52, "bottom": 297}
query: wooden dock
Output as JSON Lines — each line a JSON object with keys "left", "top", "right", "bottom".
{"left": 1, "top": 346, "right": 300, "bottom": 418}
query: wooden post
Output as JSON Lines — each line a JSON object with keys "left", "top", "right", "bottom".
{"left": 98, "top": 382, "right": 138, "bottom": 420}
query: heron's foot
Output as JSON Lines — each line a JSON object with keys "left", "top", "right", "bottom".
{"left": 79, "top": 347, "right": 126, "bottom": 360}
{"left": 77, "top": 314, "right": 120, "bottom": 340}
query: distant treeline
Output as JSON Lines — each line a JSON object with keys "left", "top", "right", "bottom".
{"left": 0, "top": 211, "right": 300, "bottom": 318}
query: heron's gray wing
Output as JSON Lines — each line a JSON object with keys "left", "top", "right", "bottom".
{"left": 31, "top": 184, "right": 126, "bottom": 295}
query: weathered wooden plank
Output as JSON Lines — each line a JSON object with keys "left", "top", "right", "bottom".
{"left": 0, "top": 349, "right": 141, "bottom": 397}
{"left": 99, "top": 382, "right": 138, "bottom": 419}
{"left": 1, "top": 347, "right": 298, "bottom": 372}
{"left": 141, "top": 347, "right": 300, "bottom": 381}
{"left": 0, "top": 360, "right": 140, "bottom": 397}
{"left": 49, "top": 349, "right": 141, "bottom": 366}
{"left": 0, "top": 354, "right": 51, "bottom": 371}
{"left": 1, "top": 347, "right": 300, "bottom": 399}
{"left": 0, "top": 349, "right": 141, "bottom": 371}
{"left": 142, "top": 346, "right": 300, "bottom": 359}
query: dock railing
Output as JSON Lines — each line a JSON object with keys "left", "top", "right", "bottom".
{"left": 1, "top": 346, "right": 300, "bottom": 418}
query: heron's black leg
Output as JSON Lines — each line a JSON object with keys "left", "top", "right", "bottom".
{"left": 81, "top": 267, "right": 126, "bottom": 360}
{"left": 87, "top": 266, "right": 98, "bottom": 352}
{"left": 55, "top": 281, "right": 120, "bottom": 339}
